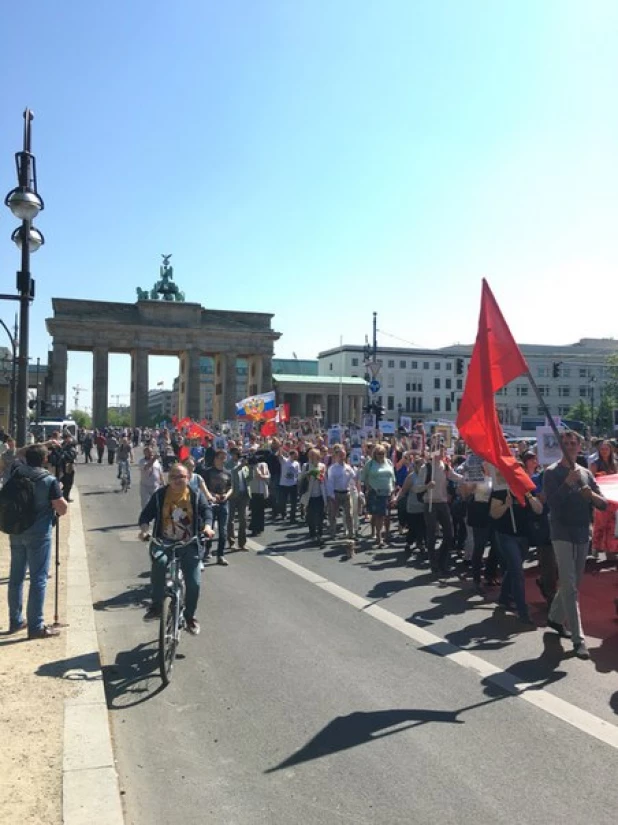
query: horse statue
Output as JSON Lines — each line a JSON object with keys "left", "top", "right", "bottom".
{"left": 135, "top": 254, "right": 187, "bottom": 302}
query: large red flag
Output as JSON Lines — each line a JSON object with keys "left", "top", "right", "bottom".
{"left": 456, "top": 279, "right": 535, "bottom": 503}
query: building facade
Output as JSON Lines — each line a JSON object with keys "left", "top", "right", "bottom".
{"left": 318, "top": 338, "right": 618, "bottom": 428}
{"left": 147, "top": 389, "right": 173, "bottom": 423}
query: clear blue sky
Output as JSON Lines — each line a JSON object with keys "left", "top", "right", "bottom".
{"left": 1, "top": 1, "right": 617, "bottom": 413}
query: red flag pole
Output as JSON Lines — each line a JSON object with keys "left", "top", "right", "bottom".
{"left": 524, "top": 370, "right": 573, "bottom": 468}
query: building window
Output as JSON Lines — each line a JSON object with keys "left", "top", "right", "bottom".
{"left": 434, "top": 362, "right": 441, "bottom": 370}
{"left": 562, "top": 367, "right": 570, "bottom": 377}
{"left": 423, "top": 362, "right": 429, "bottom": 370}
{"left": 329, "top": 363, "right": 333, "bottom": 371}
{"left": 456, "top": 379, "right": 463, "bottom": 390}
{"left": 520, "top": 405, "right": 529, "bottom": 416}
{"left": 516, "top": 386, "right": 528, "bottom": 396}
{"left": 405, "top": 382, "right": 411, "bottom": 392}
{"left": 351, "top": 357, "right": 359, "bottom": 367}
{"left": 411, "top": 361, "right": 418, "bottom": 369}
{"left": 387, "top": 374, "right": 394, "bottom": 388}
{"left": 388, "top": 359, "right": 395, "bottom": 368}
{"left": 558, "top": 406, "right": 570, "bottom": 416}
{"left": 446, "top": 362, "right": 452, "bottom": 371}
{"left": 538, "top": 385, "right": 549, "bottom": 396}
{"left": 558, "top": 386, "right": 570, "bottom": 397}
{"left": 456, "top": 398, "right": 462, "bottom": 412}
{"left": 387, "top": 395, "right": 394, "bottom": 411}
{"left": 579, "top": 368, "right": 587, "bottom": 378}
{"left": 537, "top": 406, "right": 545, "bottom": 416}
{"left": 445, "top": 398, "right": 452, "bottom": 412}
{"left": 538, "top": 366, "right": 548, "bottom": 378}
{"left": 399, "top": 360, "right": 406, "bottom": 369}
{"left": 377, "top": 360, "right": 383, "bottom": 367}
{"left": 434, "top": 378, "right": 440, "bottom": 389}
{"left": 434, "top": 397, "right": 441, "bottom": 412}
{"left": 405, "top": 397, "right": 411, "bottom": 412}
{"left": 445, "top": 378, "right": 451, "bottom": 389}
{"left": 579, "top": 386, "right": 588, "bottom": 397}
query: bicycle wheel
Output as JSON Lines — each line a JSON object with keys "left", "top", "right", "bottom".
{"left": 158, "top": 594, "right": 178, "bottom": 685}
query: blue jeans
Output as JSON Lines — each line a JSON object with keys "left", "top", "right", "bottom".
{"left": 211, "top": 502, "right": 229, "bottom": 557}
{"left": 495, "top": 532, "right": 529, "bottom": 619}
{"left": 9, "top": 529, "right": 53, "bottom": 632}
{"left": 117, "top": 459, "right": 131, "bottom": 484}
{"left": 150, "top": 540, "right": 201, "bottom": 621}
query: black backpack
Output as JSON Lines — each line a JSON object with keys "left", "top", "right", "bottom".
{"left": 0, "top": 466, "right": 46, "bottom": 535}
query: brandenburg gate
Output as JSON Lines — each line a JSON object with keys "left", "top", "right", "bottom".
{"left": 45, "top": 257, "right": 280, "bottom": 428}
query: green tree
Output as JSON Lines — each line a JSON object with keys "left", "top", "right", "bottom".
{"left": 596, "top": 389, "right": 615, "bottom": 436}
{"left": 604, "top": 353, "right": 618, "bottom": 403}
{"left": 565, "top": 399, "right": 591, "bottom": 429}
{"left": 107, "top": 408, "right": 131, "bottom": 427}
{"left": 70, "top": 409, "right": 92, "bottom": 429}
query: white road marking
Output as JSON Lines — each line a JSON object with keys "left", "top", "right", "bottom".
{"left": 251, "top": 545, "right": 618, "bottom": 751}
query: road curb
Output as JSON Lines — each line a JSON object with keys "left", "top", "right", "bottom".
{"left": 62, "top": 487, "right": 125, "bottom": 825}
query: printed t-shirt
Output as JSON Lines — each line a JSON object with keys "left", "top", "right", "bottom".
{"left": 162, "top": 486, "right": 193, "bottom": 540}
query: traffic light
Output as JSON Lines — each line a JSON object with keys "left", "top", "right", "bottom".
{"left": 39, "top": 400, "right": 48, "bottom": 416}
{"left": 373, "top": 402, "right": 385, "bottom": 424}
{"left": 455, "top": 358, "right": 464, "bottom": 375}
{"left": 552, "top": 362, "right": 560, "bottom": 378}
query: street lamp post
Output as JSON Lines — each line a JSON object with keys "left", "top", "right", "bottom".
{"left": 3, "top": 109, "right": 45, "bottom": 445}
{"left": 0, "top": 317, "right": 18, "bottom": 435}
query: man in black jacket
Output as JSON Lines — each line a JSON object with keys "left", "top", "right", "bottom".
{"left": 59, "top": 433, "right": 78, "bottom": 502}
{"left": 138, "top": 464, "right": 214, "bottom": 635}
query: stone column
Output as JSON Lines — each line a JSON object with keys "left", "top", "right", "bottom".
{"left": 223, "top": 353, "right": 238, "bottom": 421}
{"left": 50, "top": 342, "right": 68, "bottom": 416}
{"left": 181, "top": 349, "right": 202, "bottom": 420}
{"left": 130, "top": 348, "right": 149, "bottom": 426}
{"left": 320, "top": 393, "right": 328, "bottom": 422}
{"left": 252, "top": 355, "right": 263, "bottom": 396}
{"left": 261, "top": 355, "right": 273, "bottom": 393}
{"left": 92, "top": 347, "right": 109, "bottom": 429}
{"left": 299, "top": 392, "right": 307, "bottom": 418}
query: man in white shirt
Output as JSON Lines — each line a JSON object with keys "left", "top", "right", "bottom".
{"left": 413, "top": 444, "right": 464, "bottom": 578}
{"left": 138, "top": 445, "right": 164, "bottom": 509}
{"left": 326, "top": 446, "right": 356, "bottom": 552}
{"left": 277, "top": 448, "right": 300, "bottom": 523}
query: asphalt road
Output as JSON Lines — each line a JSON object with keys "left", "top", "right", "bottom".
{"left": 78, "top": 458, "right": 618, "bottom": 825}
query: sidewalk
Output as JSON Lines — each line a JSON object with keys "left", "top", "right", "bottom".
{"left": 0, "top": 489, "right": 124, "bottom": 825}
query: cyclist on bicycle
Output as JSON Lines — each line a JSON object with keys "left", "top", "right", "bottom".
{"left": 117, "top": 436, "right": 134, "bottom": 488}
{"left": 138, "top": 464, "right": 215, "bottom": 635}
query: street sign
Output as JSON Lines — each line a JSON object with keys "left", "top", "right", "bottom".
{"left": 369, "top": 379, "right": 380, "bottom": 394}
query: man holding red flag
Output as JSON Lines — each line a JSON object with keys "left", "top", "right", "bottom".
{"left": 456, "top": 279, "right": 535, "bottom": 504}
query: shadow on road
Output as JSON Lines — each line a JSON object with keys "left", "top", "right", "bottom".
{"left": 478, "top": 632, "right": 568, "bottom": 696}
{"left": 88, "top": 522, "right": 139, "bottom": 533}
{"left": 265, "top": 697, "right": 504, "bottom": 773}
{"left": 102, "top": 641, "right": 165, "bottom": 708}
{"left": 93, "top": 581, "right": 151, "bottom": 611}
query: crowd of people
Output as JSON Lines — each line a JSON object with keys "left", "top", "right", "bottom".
{"left": 3, "top": 419, "right": 617, "bottom": 655}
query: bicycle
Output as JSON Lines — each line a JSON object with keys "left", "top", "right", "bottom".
{"left": 149, "top": 537, "right": 195, "bottom": 685}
